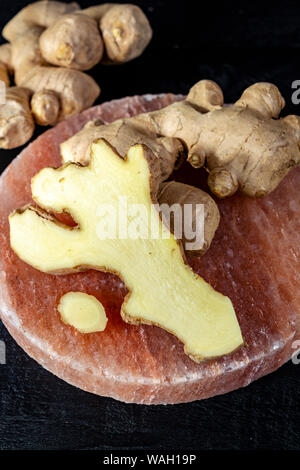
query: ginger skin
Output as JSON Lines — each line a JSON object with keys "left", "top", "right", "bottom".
{"left": 0, "top": 3, "right": 100, "bottom": 147}
{"left": 0, "top": 87, "right": 34, "bottom": 149}
{"left": 31, "top": 90, "right": 60, "bottom": 126}
{"left": 61, "top": 80, "right": 300, "bottom": 198}
{"left": 95, "top": 4, "right": 152, "bottom": 64}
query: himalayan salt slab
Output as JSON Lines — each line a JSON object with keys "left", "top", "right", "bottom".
{"left": 0, "top": 94, "right": 299, "bottom": 404}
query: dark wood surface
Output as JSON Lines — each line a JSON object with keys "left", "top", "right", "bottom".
{"left": 0, "top": 0, "right": 300, "bottom": 451}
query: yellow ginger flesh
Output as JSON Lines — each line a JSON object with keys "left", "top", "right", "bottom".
{"left": 9, "top": 140, "right": 243, "bottom": 361}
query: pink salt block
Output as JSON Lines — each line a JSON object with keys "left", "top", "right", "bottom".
{"left": 0, "top": 94, "right": 299, "bottom": 404}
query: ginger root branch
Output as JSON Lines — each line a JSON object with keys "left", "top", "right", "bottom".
{"left": 62, "top": 79, "right": 300, "bottom": 198}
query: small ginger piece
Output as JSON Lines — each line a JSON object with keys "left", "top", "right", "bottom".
{"left": 58, "top": 292, "right": 108, "bottom": 333}
{"left": 187, "top": 79, "right": 224, "bottom": 112}
{"left": 39, "top": 13, "right": 104, "bottom": 70}
{"left": 31, "top": 89, "right": 60, "bottom": 126}
{"left": 9, "top": 140, "right": 243, "bottom": 361}
{"left": 0, "top": 87, "right": 34, "bottom": 149}
{"left": 98, "top": 4, "right": 152, "bottom": 64}
{"left": 185, "top": 81, "right": 300, "bottom": 198}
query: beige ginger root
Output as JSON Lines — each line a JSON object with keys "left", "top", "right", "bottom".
{"left": 9, "top": 140, "right": 243, "bottom": 361}
{"left": 61, "top": 80, "right": 300, "bottom": 198}
{"left": 0, "top": 43, "right": 13, "bottom": 74}
{"left": 84, "top": 4, "right": 152, "bottom": 64}
{"left": 39, "top": 13, "right": 104, "bottom": 71}
{"left": 39, "top": 4, "right": 152, "bottom": 69}
{"left": 1, "top": 1, "right": 100, "bottom": 135}
{"left": 0, "top": 87, "right": 34, "bottom": 149}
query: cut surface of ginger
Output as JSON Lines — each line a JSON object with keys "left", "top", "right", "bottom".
{"left": 9, "top": 140, "right": 243, "bottom": 361}
{"left": 58, "top": 292, "right": 108, "bottom": 334}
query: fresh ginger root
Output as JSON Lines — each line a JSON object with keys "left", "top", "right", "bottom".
{"left": 3, "top": 2, "right": 151, "bottom": 70}
{"left": 186, "top": 81, "right": 300, "bottom": 197}
{"left": 0, "top": 87, "right": 34, "bottom": 149}
{"left": 9, "top": 140, "right": 243, "bottom": 361}
{"left": 61, "top": 80, "right": 300, "bottom": 198}
{"left": 58, "top": 292, "right": 108, "bottom": 333}
{"left": 39, "top": 4, "right": 152, "bottom": 69}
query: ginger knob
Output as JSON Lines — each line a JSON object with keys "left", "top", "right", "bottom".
{"left": 31, "top": 89, "right": 60, "bottom": 126}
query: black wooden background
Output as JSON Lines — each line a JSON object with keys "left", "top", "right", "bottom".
{"left": 0, "top": 0, "right": 300, "bottom": 451}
